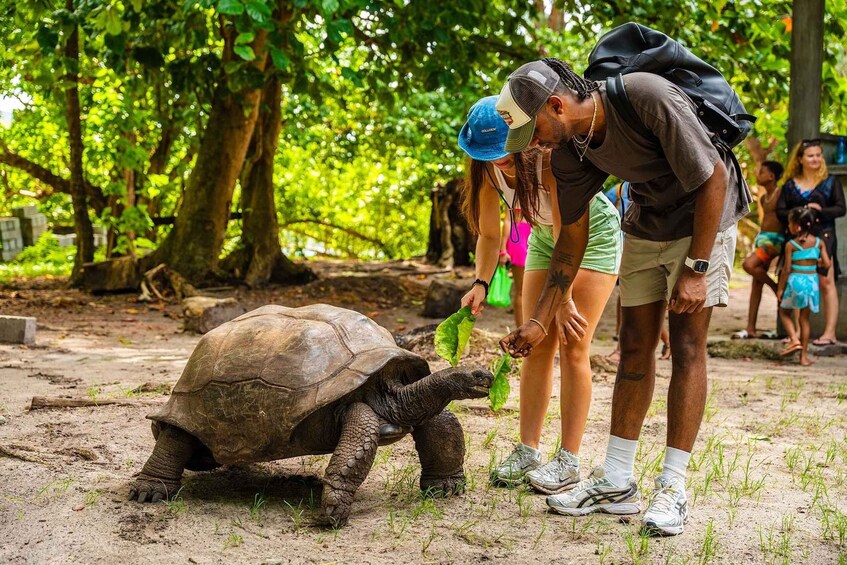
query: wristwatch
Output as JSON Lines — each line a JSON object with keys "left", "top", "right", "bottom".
{"left": 684, "top": 256, "right": 710, "bottom": 274}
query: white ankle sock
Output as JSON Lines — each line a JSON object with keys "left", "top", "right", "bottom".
{"left": 658, "top": 446, "right": 690, "bottom": 484}
{"left": 519, "top": 442, "right": 541, "bottom": 457}
{"left": 602, "top": 436, "right": 638, "bottom": 487}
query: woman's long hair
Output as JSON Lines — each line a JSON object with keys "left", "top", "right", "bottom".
{"left": 782, "top": 141, "right": 828, "bottom": 188}
{"left": 461, "top": 153, "right": 543, "bottom": 234}
{"left": 461, "top": 158, "right": 486, "bottom": 234}
{"left": 513, "top": 149, "right": 542, "bottom": 227}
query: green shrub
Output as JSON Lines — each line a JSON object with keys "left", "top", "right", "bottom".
{"left": 0, "top": 232, "right": 74, "bottom": 283}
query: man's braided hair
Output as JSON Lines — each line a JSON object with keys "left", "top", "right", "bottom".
{"left": 541, "top": 57, "right": 600, "bottom": 100}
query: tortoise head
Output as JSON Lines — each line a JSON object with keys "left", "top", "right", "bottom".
{"left": 432, "top": 366, "right": 493, "bottom": 400}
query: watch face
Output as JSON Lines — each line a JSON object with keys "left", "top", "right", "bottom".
{"left": 693, "top": 260, "right": 709, "bottom": 273}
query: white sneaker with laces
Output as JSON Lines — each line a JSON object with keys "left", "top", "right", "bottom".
{"left": 546, "top": 466, "right": 641, "bottom": 516}
{"left": 490, "top": 443, "right": 541, "bottom": 487}
{"left": 526, "top": 448, "right": 580, "bottom": 494}
{"left": 641, "top": 476, "right": 689, "bottom": 536}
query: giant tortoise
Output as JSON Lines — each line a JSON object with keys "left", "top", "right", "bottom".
{"left": 129, "top": 304, "right": 491, "bottom": 526}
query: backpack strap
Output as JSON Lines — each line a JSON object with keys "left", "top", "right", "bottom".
{"left": 605, "top": 74, "right": 654, "bottom": 141}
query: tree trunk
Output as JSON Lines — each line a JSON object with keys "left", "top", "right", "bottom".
{"left": 787, "top": 0, "right": 825, "bottom": 149}
{"left": 221, "top": 74, "right": 315, "bottom": 286}
{"left": 426, "top": 178, "right": 475, "bottom": 268}
{"left": 65, "top": 0, "right": 95, "bottom": 286}
{"left": 149, "top": 28, "right": 270, "bottom": 283}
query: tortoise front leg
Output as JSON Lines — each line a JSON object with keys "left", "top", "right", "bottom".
{"left": 129, "top": 424, "right": 198, "bottom": 503}
{"left": 319, "top": 402, "right": 381, "bottom": 528}
{"left": 413, "top": 409, "right": 466, "bottom": 496}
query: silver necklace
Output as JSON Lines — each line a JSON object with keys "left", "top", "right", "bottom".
{"left": 571, "top": 92, "right": 597, "bottom": 162}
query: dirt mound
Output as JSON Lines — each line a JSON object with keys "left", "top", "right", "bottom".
{"left": 707, "top": 339, "right": 782, "bottom": 360}
{"left": 300, "top": 274, "right": 427, "bottom": 309}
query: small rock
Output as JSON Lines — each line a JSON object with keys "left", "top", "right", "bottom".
{"left": 261, "top": 560, "right": 283, "bottom": 565}
{"left": 73, "top": 504, "right": 85, "bottom": 511}
{"left": 0, "top": 416, "right": 7, "bottom": 425}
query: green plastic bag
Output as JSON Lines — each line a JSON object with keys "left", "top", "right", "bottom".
{"left": 487, "top": 265, "right": 512, "bottom": 308}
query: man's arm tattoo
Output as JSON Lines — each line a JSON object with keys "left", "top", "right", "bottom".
{"left": 554, "top": 251, "right": 574, "bottom": 267}
{"left": 547, "top": 270, "right": 571, "bottom": 292}
{"left": 545, "top": 270, "right": 573, "bottom": 316}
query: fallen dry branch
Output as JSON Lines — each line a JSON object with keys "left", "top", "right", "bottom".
{"left": 0, "top": 443, "right": 51, "bottom": 466}
{"left": 29, "top": 396, "right": 161, "bottom": 410}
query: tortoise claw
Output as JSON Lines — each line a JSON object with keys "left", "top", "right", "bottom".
{"left": 128, "top": 476, "right": 178, "bottom": 503}
{"left": 420, "top": 473, "right": 466, "bottom": 497}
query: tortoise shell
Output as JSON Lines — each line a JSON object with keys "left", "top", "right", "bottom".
{"left": 148, "top": 304, "right": 430, "bottom": 464}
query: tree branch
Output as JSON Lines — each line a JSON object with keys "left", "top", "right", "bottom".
{"left": 279, "top": 219, "right": 394, "bottom": 258}
{"left": 0, "top": 146, "right": 107, "bottom": 213}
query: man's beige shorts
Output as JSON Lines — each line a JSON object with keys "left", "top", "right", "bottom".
{"left": 619, "top": 225, "right": 737, "bottom": 308}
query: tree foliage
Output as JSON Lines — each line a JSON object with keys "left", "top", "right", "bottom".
{"left": 1, "top": 1, "right": 846, "bottom": 282}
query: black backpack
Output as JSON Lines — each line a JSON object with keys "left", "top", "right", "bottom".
{"left": 584, "top": 22, "right": 755, "bottom": 149}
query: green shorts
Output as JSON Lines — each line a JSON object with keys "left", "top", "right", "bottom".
{"left": 525, "top": 193, "right": 622, "bottom": 275}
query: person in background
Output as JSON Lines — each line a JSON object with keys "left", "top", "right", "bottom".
{"left": 777, "top": 140, "right": 845, "bottom": 346}
{"left": 499, "top": 203, "right": 531, "bottom": 327}
{"left": 457, "top": 95, "right": 622, "bottom": 495}
{"left": 778, "top": 207, "right": 831, "bottom": 365}
{"left": 734, "top": 160, "right": 785, "bottom": 339}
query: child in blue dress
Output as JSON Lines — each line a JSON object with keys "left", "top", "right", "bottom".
{"left": 778, "top": 207, "right": 831, "bottom": 365}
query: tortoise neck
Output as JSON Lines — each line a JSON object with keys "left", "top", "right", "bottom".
{"left": 370, "top": 370, "right": 457, "bottom": 427}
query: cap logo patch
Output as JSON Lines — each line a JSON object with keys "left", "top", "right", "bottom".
{"left": 498, "top": 110, "right": 513, "bottom": 125}
{"left": 528, "top": 69, "right": 548, "bottom": 84}
{"left": 481, "top": 127, "right": 497, "bottom": 133}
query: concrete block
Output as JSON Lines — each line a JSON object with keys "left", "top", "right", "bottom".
{"left": 0, "top": 235, "right": 23, "bottom": 248}
{"left": 20, "top": 215, "right": 48, "bottom": 246}
{"left": 55, "top": 234, "right": 76, "bottom": 247}
{"left": 0, "top": 217, "right": 20, "bottom": 232}
{"left": 0, "top": 315, "right": 36, "bottom": 345}
{"left": 1, "top": 249, "right": 20, "bottom": 262}
{"left": 12, "top": 205, "right": 38, "bottom": 218}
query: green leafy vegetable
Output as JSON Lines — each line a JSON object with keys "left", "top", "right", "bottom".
{"left": 434, "top": 306, "right": 476, "bottom": 367}
{"left": 488, "top": 353, "right": 512, "bottom": 412}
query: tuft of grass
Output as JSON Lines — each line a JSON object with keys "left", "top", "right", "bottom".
{"left": 248, "top": 493, "right": 266, "bottom": 523}
{"left": 83, "top": 489, "right": 103, "bottom": 506}
{"left": 223, "top": 531, "right": 243, "bottom": 550}
{"left": 163, "top": 487, "right": 185, "bottom": 514}
{"left": 36, "top": 477, "right": 75, "bottom": 498}
{"left": 699, "top": 518, "right": 719, "bottom": 563}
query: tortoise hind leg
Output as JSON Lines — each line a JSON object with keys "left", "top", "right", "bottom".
{"left": 129, "top": 424, "right": 198, "bottom": 503}
{"left": 318, "top": 403, "right": 381, "bottom": 528}
{"left": 413, "top": 409, "right": 466, "bottom": 496}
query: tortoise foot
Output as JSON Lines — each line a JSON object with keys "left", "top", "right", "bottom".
{"left": 316, "top": 490, "right": 351, "bottom": 529}
{"left": 420, "top": 472, "right": 466, "bottom": 497}
{"left": 128, "top": 474, "right": 180, "bottom": 503}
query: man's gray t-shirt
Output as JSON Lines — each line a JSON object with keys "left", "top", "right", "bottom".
{"left": 551, "top": 72, "right": 751, "bottom": 241}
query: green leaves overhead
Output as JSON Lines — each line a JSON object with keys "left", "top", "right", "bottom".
{"left": 217, "top": 0, "right": 244, "bottom": 16}
{"left": 434, "top": 307, "right": 476, "bottom": 368}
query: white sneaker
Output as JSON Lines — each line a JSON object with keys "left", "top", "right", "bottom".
{"left": 526, "top": 448, "right": 580, "bottom": 494}
{"left": 641, "top": 476, "right": 688, "bottom": 536}
{"left": 490, "top": 443, "right": 541, "bottom": 487}
{"left": 546, "top": 466, "right": 641, "bottom": 516}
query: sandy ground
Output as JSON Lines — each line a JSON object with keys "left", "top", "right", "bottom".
{"left": 0, "top": 263, "right": 845, "bottom": 564}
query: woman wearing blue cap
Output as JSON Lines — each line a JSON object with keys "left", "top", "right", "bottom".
{"left": 458, "top": 96, "right": 622, "bottom": 493}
